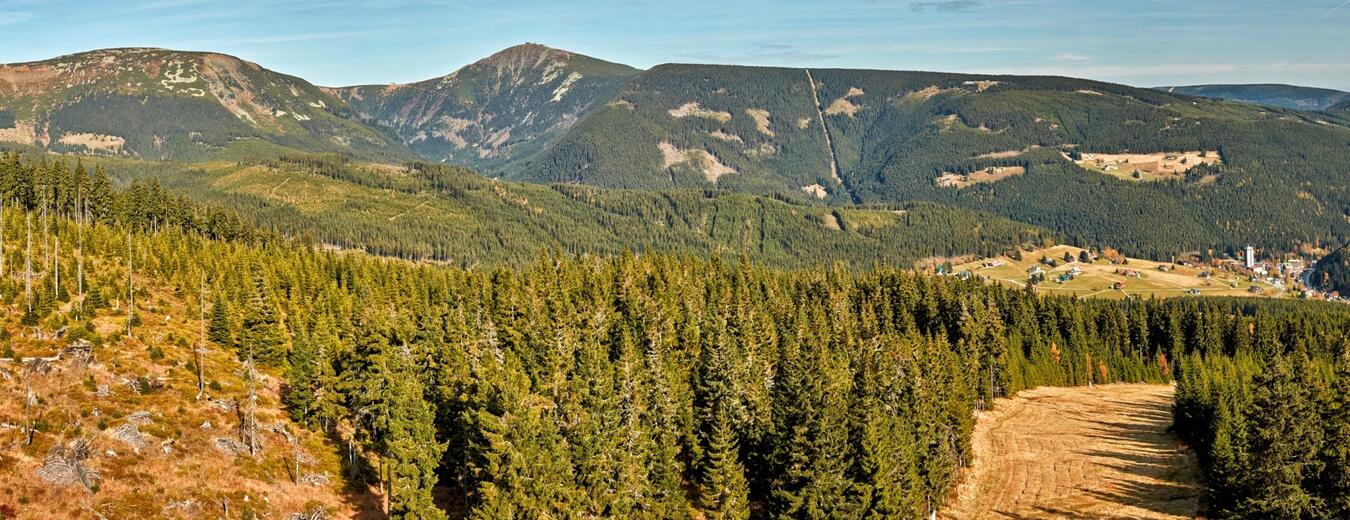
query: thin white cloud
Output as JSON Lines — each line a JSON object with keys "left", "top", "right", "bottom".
{"left": 0, "top": 11, "right": 34, "bottom": 26}
{"left": 1051, "top": 52, "right": 1090, "bottom": 61}
{"left": 1327, "top": 0, "right": 1350, "bottom": 15}
{"left": 1006, "top": 63, "right": 1239, "bottom": 77}
{"left": 1261, "top": 62, "right": 1350, "bottom": 73}
{"left": 170, "top": 30, "right": 381, "bottom": 48}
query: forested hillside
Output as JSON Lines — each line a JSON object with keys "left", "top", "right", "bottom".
{"left": 86, "top": 152, "right": 1049, "bottom": 267}
{"left": 4, "top": 150, "right": 1350, "bottom": 519}
{"left": 0, "top": 48, "right": 412, "bottom": 162}
{"left": 1158, "top": 84, "right": 1350, "bottom": 111}
{"left": 523, "top": 64, "right": 1350, "bottom": 258}
{"left": 1314, "top": 245, "right": 1350, "bottom": 295}
{"left": 1172, "top": 299, "right": 1350, "bottom": 518}
{"left": 7, "top": 46, "right": 1350, "bottom": 262}
{"left": 0, "top": 155, "right": 371, "bottom": 517}
{"left": 333, "top": 44, "right": 640, "bottom": 173}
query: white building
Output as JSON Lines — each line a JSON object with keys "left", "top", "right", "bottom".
{"left": 1245, "top": 246, "right": 1255, "bottom": 269}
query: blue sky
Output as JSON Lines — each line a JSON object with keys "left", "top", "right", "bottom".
{"left": 1, "top": 0, "right": 1347, "bottom": 89}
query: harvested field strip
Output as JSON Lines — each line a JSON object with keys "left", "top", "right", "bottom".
{"left": 942, "top": 384, "right": 1199, "bottom": 519}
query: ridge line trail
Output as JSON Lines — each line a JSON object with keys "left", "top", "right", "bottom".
{"left": 942, "top": 383, "right": 1199, "bottom": 519}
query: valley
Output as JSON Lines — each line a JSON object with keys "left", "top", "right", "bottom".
{"left": 0, "top": 13, "right": 1348, "bottom": 518}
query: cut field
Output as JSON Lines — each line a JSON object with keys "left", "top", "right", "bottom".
{"left": 955, "top": 245, "right": 1282, "bottom": 299}
{"left": 1069, "top": 150, "right": 1221, "bottom": 182}
{"left": 942, "top": 384, "right": 1199, "bottom": 519}
{"left": 936, "top": 166, "right": 1025, "bottom": 188}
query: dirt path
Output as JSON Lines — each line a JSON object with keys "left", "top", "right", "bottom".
{"left": 942, "top": 384, "right": 1199, "bottom": 519}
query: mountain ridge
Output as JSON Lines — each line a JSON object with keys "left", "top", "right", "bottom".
{"left": 5, "top": 44, "right": 1350, "bottom": 260}
{"left": 330, "top": 43, "right": 641, "bottom": 171}
{"left": 0, "top": 47, "right": 413, "bottom": 161}
{"left": 1156, "top": 83, "right": 1350, "bottom": 111}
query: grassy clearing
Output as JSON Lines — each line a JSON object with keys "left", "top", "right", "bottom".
{"left": 955, "top": 245, "right": 1283, "bottom": 299}
{"left": 942, "top": 384, "right": 1199, "bottom": 519}
{"left": 1070, "top": 151, "right": 1221, "bottom": 182}
{"left": 936, "top": 166, "right": 1025, "bottom": 188}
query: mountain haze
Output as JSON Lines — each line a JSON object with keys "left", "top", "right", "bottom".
{"left": 1158, "top": 84, "right": 1350, "bottom": 111}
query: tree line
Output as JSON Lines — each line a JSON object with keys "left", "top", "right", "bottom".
{"left": 1173, "top": 299, "right": 1350, "bottom": 518}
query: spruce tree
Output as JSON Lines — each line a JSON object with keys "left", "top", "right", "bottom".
{"left": 701, "top": 403, "right": 750, "bottom": 520}
{"left": 384, "top": 347, "right": 447, "bottom": 520}
{"left": 696, "top": 326, "right": 750, "bottom": 520}
{"left": 239, "top": 271, "right": 286, "bottom": 366}
{"left": 1239, "top": 355, "right": 1322, "bottom": 517}
{"left": 1320, "top": 352, "right": 1350, "bottom": 516}
{"left": 209, "top": 292, "right": 233, "bottom": 347}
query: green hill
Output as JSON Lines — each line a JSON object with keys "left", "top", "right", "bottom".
{"left": 88, "top": 153, "right": 1049, "bottom": 267}
{"left": 8, "top": 46, "right": 1350, "bottom": 262}
{"left": 1315, "top": 245, "right": 1350, "bottom": 295}
{"left": 520, "top": 64, "right": 1350, "bottom": 257}
{"left": 0, "top": 48, "right": 413, "bottom": 162}
{"left": 331, "top": 44, "right": 640, "bottom": 173}
{"left": 1158, "top": 84, "right": 1350, "bottom": 111}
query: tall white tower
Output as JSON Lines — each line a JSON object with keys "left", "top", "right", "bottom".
{"left": 1245, "top": 246, "right": 1255, "bottom": 269}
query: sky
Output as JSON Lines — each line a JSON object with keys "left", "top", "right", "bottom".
{"left": 0, "top": 0, "right": 1347, "bottom": 90}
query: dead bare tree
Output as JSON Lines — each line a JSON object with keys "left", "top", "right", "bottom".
{"left": 25, "top": 210, "right": 32, "bottom": 311}
{"left": 52, "top": 235, "right": 59, "bottom": 296}
{"left": 238, "top": 359, "right": 260, "bottom": 456}
{"left": 196, "top": 273, "right": 207, "bottom": 400}
{"left": 77, "top": 198, "right": 85, "bottom": 319}
{"left": 125, "top": 231, "right": 134, "bottom": 338}
{"left": 36, "top": 438, "right": 100, "bottom": 492}
{"left": 21, "top": 358, "right": 51, "bottom": 446}
{"left": 41, "top": 190, "right": 49, "bottom": 275}
{"left": 1, "top": 198, "right": 6, "bottom": 277}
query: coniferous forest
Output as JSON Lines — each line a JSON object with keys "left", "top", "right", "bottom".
{"left": 5, "top": 150, "right": 1350, "bottom": 518}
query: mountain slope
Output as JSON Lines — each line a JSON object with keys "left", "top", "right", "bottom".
{"left": 0, "top": 214, "right": 370, "bottom": 519}
{"left": 95, "top": 153, "right": 1050, "bottom": 267}
{"left": 521, "top": 64, "right": 1350, "bottom": 257}
{"left": 331, "top": 44, "right": 640, "bottom": 172}
{"left": 0, "top": 48, "right": 411, "bottom": 161}
{"left": 1158, "top": 84, "right": 1350, "bottom": 111}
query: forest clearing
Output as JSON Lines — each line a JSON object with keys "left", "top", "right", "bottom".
{"left": 954, "top": 245, "right": 1284, "bottom": 299}
{"left": 942, "top": 384, "right": 1199, "bottom": 519}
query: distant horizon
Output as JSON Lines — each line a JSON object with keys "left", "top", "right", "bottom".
{"left": 1, "top": 1, "right": 1347, "bottom": 90}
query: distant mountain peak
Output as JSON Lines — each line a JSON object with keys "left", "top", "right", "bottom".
{"left": 477, "top": 42, "right": 575, "bottom": 64}
{"left": 0, "top": 47, "right": 409, "bottom": 160}
{"left": 332, "top": 44, "right": 639, "bottom": 170}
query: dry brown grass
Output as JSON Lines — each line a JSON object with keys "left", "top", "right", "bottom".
{"left": 936, "top": 166, "right": 1025, "bottom": 188}
{"left": 822, "top": 212, "right": 841, "bottom": 230}
{"left": 56, "top": 133, "right": 125, "bottom": 154}
{"left": 0, "top": 254, "right": 374, "bottom": 519}
{"left": 657, "top": 142, "right": 736, "bottom": 183}
{"left": 800, "top": 184, "right": 828, "bottom": 199}
{"left": 824, "top": 98, "right": 860, "bottom": 117}
{"left": 942, "top": 384, "right": 1199, "bottom": 520}
{"left": 1071, "top": 151, "right": 1222, "bottom": 182}
{"left": 745, "top": 108, "right": 774, "bottom": 137}
{"left": 667, "top": 102, "right": 732, "bottom": 123}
